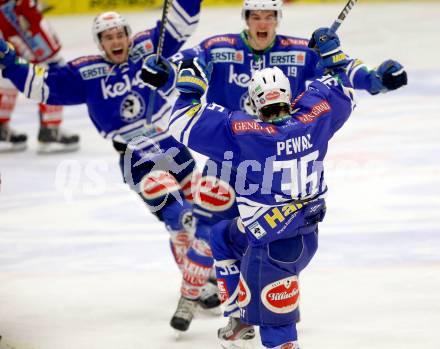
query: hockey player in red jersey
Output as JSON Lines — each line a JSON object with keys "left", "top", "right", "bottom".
{"left": 0, "top": 0, "right": 79, "bottom": 153}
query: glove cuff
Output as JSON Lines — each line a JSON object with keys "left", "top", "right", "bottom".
{"left": 176, "top": 71, "right": 208, "bottom": 96}
{"left": 320, "top": 46, "right": 342, "bottom": 58}
{"left": 178, "top": 74, "right": 207, "bottom": 91}
{"left": 319, "top": 51, "right": 349, "bottom": 70}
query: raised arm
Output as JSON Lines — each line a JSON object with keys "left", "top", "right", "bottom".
{"left": 308, "top": 27, "right": 408, "bottom": 95}
{"left": 169, "top": 58, "right": 239, "bottom": 162}
{"left": 0, "top": 39, "right": 87, "bottom": 105}
{"left": 151, "top": 0, "right": 202, "bottom": 59}
{"left": 169, "top": 35, "right": 212, "bottom": 68}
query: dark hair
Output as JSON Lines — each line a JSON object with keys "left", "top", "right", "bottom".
{"left": 245, "top": 10, "right": 278, "bottom": 20}
{"left": 97, "top": 26, "right": 130, "bottom": 41}
{"left": 260, "top": 103, "right": 290, "bottom": 120}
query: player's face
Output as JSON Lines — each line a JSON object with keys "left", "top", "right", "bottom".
{"left": 246, "top": 10, "right": 278, "bottom": 50}
{"left": 99, "top": 27, "right": 131, "bottom": 64}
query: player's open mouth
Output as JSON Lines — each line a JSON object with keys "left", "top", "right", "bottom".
{"left": 257, "top": 32, "right": 268, "bottom": 39}
{"left": 112, "top": 48, "right": 124, "bottom": 56}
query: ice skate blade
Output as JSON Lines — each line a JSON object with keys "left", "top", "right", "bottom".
{"left": 0, "top": 142, "right": 27, "bottom": 153}
{"left": 219, "top": 339, "right": 256, "bottom": 349}
{"left": 37, "top": 142, "right": 80, "bottom": 154}
{"left": 172, "top": 330, "right": 183, "bottom": 340}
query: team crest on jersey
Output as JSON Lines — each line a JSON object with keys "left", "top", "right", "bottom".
{"left": 130, "top": 39, "right": 154, "bottom": 63}
{"left": 120, "top": 91, "right": 146, "bottom": 122}
{"left": 79, "top": 63, "right": 111, "bottom": 80}
{"left": 237, "top": 274, "right": 251, "bottom": 308}
{"left": 269, "top": 51, "right": 306, "bottom": 66}
{"left": 210, "top": 48, "right": 244, "bottom": 63}
{"left": 251, "top": 56, "right": 265, "bottom": 71}
{"left": 261, "top": 276, "right": 300, "bottom": 314}
{"left": 195, "top": 176, "right": 235, "bottom": 212}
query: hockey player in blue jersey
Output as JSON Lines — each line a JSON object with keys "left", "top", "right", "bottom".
{"left": 166, "top": 0, "right": 407, "bottom": 335}
{"left": 0, "top": 0, "right": 222, "bottom": 313}
{"left": 166, "top": 54, "right": 358, "bottom": 348}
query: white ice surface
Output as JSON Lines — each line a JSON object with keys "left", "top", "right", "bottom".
{"left": 1, "top": 3, "right": 440, "bottom": 349}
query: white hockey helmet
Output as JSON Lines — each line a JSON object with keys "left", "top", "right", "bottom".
{"left": 248, "top": 67, "right": 291, "bottom": 117}
{"left": 242, "top": 0, "right": 283, "bottom": 20}
{"left": 92, "top": 11, "right": 132, "bottom": 49}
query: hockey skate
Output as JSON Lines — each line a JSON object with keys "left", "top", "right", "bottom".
{"left": 218, "top": 316, "right": 256, "bottom": 349}
{"left": 37, "top": 125, "right": 80, "bottom": 153}
{"left": 0, "top": 122, "right": 27, "bottom": 152}
{"left": 170, "top": 296, "right": 198, "bottom": 332}
{"left": 198, "top": 280, "right": 222, "bottom": 313}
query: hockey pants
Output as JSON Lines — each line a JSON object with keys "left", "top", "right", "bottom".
{"left": 211, "top": 217, "right": 319, "bottom": 347}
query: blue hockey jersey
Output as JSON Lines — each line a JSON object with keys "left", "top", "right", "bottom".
{"left": 169, "top": 75, "right": 356, "bottom": 245}
{"left": 2, "top": 0, "right": 201, "bottom": 147}
{"left": 175, "top": 31, "right": 373, "bottom": 112}
{"left": 172, "top": 31, "right": 374, "bottom": 223}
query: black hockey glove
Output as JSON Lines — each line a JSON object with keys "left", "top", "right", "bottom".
{"left": 368, "top": 59, "right": 408, "bottom": 94}
{"left": 141, "top": 54, "right": 176, "bottom": 91}
{"left": 378, "top": 60, "right": 408, "bottom": 90}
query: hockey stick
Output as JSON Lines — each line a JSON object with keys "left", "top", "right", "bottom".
{"left": 330, "top": 0, "right": 358, "bottom": 33}
{"left": 146, "top": 0, "right": 174, "bottom": 124}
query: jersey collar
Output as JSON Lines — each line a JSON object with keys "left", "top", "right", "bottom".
{"left": 266, "top": 114, "right": 292, "bottom": 125}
